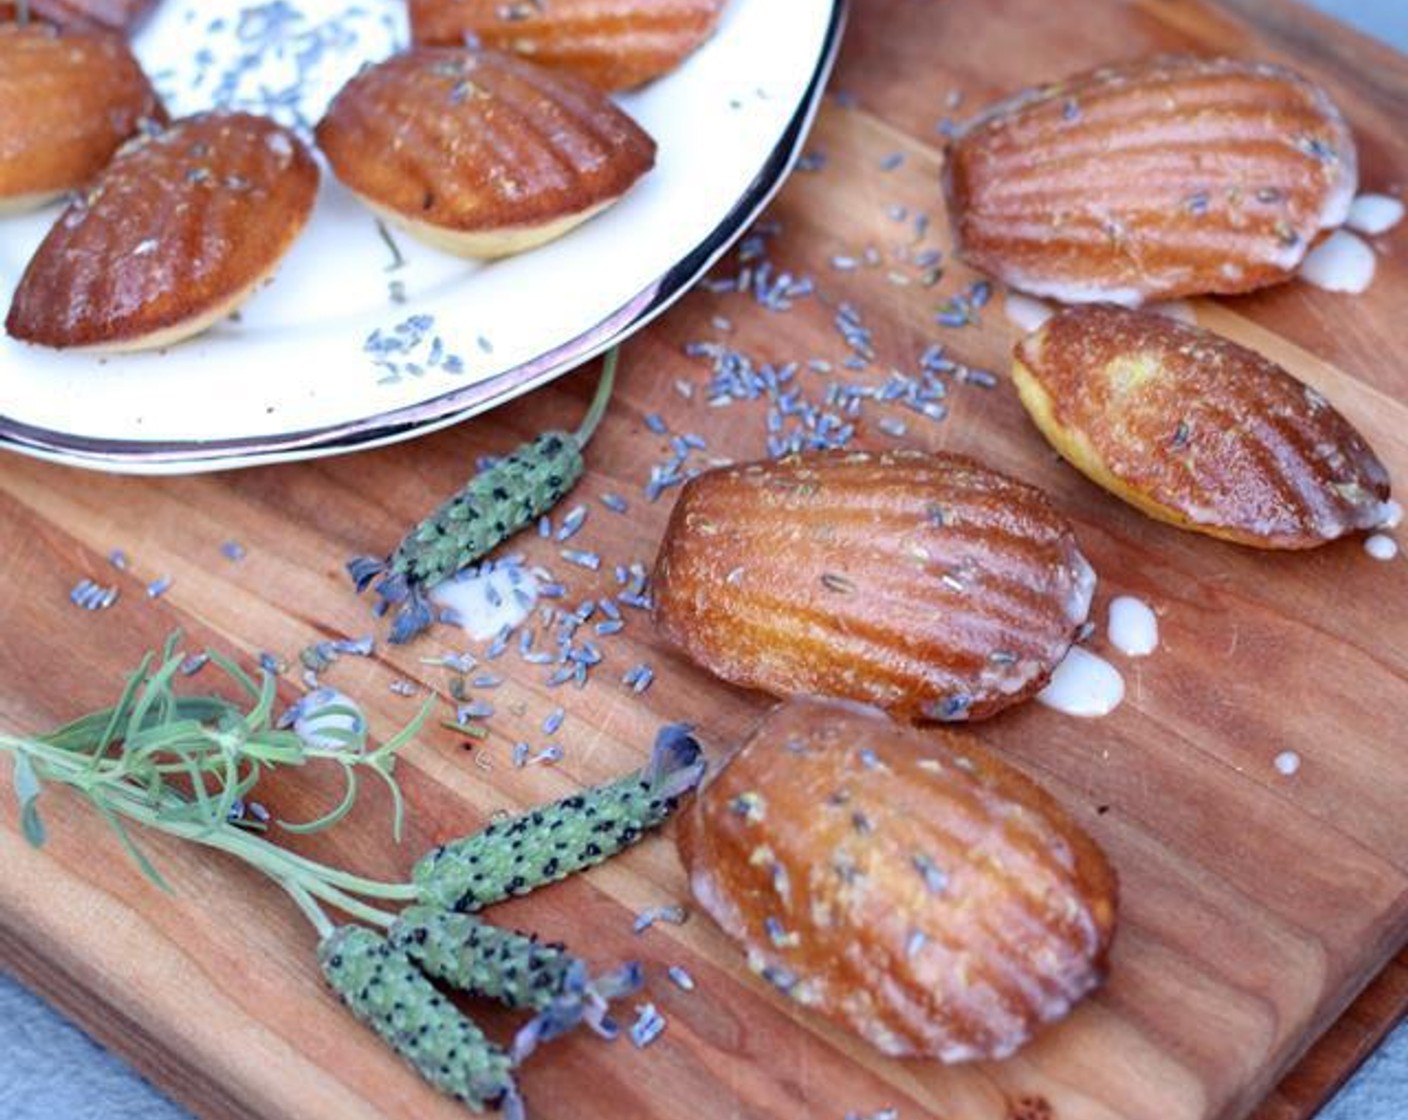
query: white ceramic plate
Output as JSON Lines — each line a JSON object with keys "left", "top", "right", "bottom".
{"left": 0, "top": 0, "right": 845, "bottom": 474}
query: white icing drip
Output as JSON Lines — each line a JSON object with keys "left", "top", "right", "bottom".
{"left": 1004, "top": 290, "right": 1055, "bottom": 333}
{"left": 1377, "top": 499, "right": 1403, "bottom": 530}
{"left": 1003, "top": 275, "right": 1145, "bottom": 307}
{"left": 1106, "top": 596, "right": 1159, "bottom": 657}
{"left": 1036, "top": 646, "right": 1125, "bottom": 718}
{"left": 430, "top": 563, "right": 540, "bottom": 641}
{"left": 1146, "top": 300, "right": 1197, "bottom": 325}
{"left": 1365, "top": 534, "right": 1399, "bottom": 562}
{"left": 1274, "top": 750, "right": 1301, "bottom": 777}
{"left": 1065, "top": 551, "right": 1098, "bottom": 625}
{"left": 1345, "top": 193, "right": 1405, "bottom": 236}
{"left": 1299, "top": 230, "right": 1376, "bottom": 294}
{"left": 1315, "top": 115, "right": 1358, "bottom": 233}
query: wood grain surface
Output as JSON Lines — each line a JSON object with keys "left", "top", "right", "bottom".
{"left": 2, "top": 1, "right": 1406, "bottom": 1119}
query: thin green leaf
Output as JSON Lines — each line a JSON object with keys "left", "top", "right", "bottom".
{"left": 93, "top": 800, "right": 172, "bottom": 893}
{"left": 277, "top": 767, "right": 359, "bottom": 835}
{"left": 208, "top": 730, "right": 244, "bottom": 834}
{"left": 205, "top": 651, "right": 261, "bottom": 701}
{"left": 13, "top": 753, "right": 45, "bottom": 847}
{"left": 367, "top": 696, "right": 434, "bottom": 765}
{"left": 154, "top": 632, "right": 184, "bottom": 727}
{"left": 172, "top": 741, "right": 218, "bottom": 830}
{"left": 238, "top": 735, "right": 307, "bottom": 765}
{"left": 86, "top": 649, "right": 155, "bottom": 763}
{"left": 370, "top": 762, "right": 406, "bottom": 844}
{"left": 299, "top": 723, "right": 365, "bottom": 751}
{"left": 159, "top": 630, "right": 184, "bottom": 662}
{"left": 240, "top": 671, "right": 279, "bottom": 736}
{"left": 123, "top": 653, "right": 186, "bottom": 746}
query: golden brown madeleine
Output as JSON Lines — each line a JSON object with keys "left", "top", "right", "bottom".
{"left": 652, "top": 449, "right": 1096, "bottom": 722}
{"left": 0, "top": 25, "right": 164, "bottom": 213}
{"left": 408, "top": 0, "right": 727, "bottom": 91}
{"left": 944, "top": 55, "right": 1357, "bottom": 305}
{"left": 315, "top": 48, "right": 657, "bottom": 259}
{"left": 7, "top": 111, "right": 319, "bottom": 352}
{"left": 1013, "top": 305, "right": 1392, "bottom": 548}
{"left": 0, "top": 0, "right": 160, "bottom": 35}
{"left": 680, "top": 698, "right": 1118, "bottom": 1061}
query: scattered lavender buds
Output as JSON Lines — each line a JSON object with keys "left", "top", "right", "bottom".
{"left": 632, "top": 904, "right": 689, "bottom": 935}
{"left": 69, "top": 579, "right": 119, "bottom": 611}
{"left": 628, "top": 1003, "right": 667, "bottom": 1049}
{"left": 667, "top": 965, "right": 696, "bottom": 992}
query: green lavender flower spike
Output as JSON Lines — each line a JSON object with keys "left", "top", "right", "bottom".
{"left": 349, "top": 350, "right": 618, "bottom": 644}
{"left": 319, "top": 925, "right": 524, "bottom": 1119}
{"left": 389, "top": 907, "right": 645, "bottom": 1058}
{"left": 391, "top": 906, "right": 590, "bottom": 1010}
{"left": 412, "top": 724, "right": 705, "bottom": 914}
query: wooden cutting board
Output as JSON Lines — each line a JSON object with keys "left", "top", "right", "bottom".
{"left": 2, "top": 1, "right": 1406, "bottom": 1118}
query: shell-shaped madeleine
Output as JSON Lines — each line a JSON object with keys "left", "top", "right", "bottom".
{"left": 680, "top": 698, "right": 1119, "bottom": 1061}
{"left": 0, "top": 0, "right": 159, "bottom": 34}
{"left": 652, "top": 450, "right": 1096, "bottom": 722}
{"left": 0, "top": 25, "right": 165, "bottom": 212}
{"left": 6, "top": 111, "right": 318, "bottom": 352}
{"left": 408, "top": 0, "right": 726, "bottom": 91}
{"left": 944, "top": 55, "right": 1357, "bottom": 304}
{"left": 315, "top": 48, "right": 657, "bottom": 259}
{"left": 1013, "top": 305, "right": 1392, "bottom": 548}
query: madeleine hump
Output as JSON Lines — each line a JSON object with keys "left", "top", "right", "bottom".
{"left": 315, "top": 47, "right": 657, "bottom": 259}
{"left": 680, "top": 698, "right": 1119, "bottom": 1061}
{"left": 1012, "top": 305, "right": 1392, "bottom": 548}
{"left": 944, "top": 54, "right": 1357, "bottom": 304}
{"left": 408, "top": 0, "right": 727, "bottom": 91}
{"left": 6, "top": 111, "right": 318, "bottom": 352}
{"left": 0, "top": 24, "right": 165, "bottom": 213}
{"left": 651, "top": 449, "right": 1096, "bottom": 722}
{"left": 0, "top": 0, "right": 160, "bottom": 34}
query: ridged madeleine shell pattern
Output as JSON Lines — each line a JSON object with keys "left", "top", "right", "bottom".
{"left": 315, "top": 48, "right": 656, "bottom": 251}
{"left": 0, "top": 0, "right": 159, "bottom": 34}
{"left": 652, "top": 450, "right": 1096, "bottom": 722}
{"left": 6, "top": 111, "right": 318, "bottom": 351}
{"left": 944, "top": 54, "right": 1358, "bottom": 304}
{"left": 0, "top": 25, "right": 164, "bottom": 209}
{"left": 1013, "top": 305, "right": 1392, "bottom": 548}
{"left": 680, "top": 698, "right": 1119, "bottom": 1061}
{"left": 408, "top": 0, "right": 726, "bottom": 91}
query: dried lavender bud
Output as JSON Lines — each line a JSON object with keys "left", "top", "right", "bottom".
{"left": 349, "top": 353, "right": 617, "bottom": 644}
{"left": 389, "top": 906, "right": 644, "bottom": 1060}
{"left": 319, "top": 925, "right": 522, "bottom": 1117}
{"left": 413, "top": 724, "right": 705, "bottom": 913}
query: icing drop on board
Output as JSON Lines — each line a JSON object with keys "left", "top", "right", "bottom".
{"left": 1036, "top": 646, "right": 1125, "bottom": 718}
{"left": 431, "top": 562, "right": 540, "bottom": 640}
{"left": 1299, "top": 229, "right": 1376, "bottom": 293}
{"left": 1107, "top": 596, "right": 1159, "bottom": 657}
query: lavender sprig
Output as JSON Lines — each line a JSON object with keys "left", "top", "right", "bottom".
{"left": 4, "top": 637, "right": 707, "bottom": 1116}
{"left": 349, "top": 350, "right": 619, "bottom": 644}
